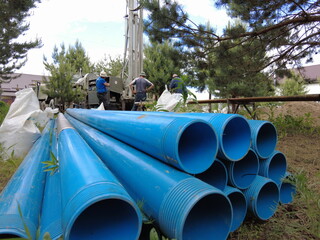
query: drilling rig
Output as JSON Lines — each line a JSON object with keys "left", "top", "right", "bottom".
{"left": 74, "top": 0, "right": 144, "bottom": 110}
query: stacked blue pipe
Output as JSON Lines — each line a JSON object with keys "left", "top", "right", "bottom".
{"left": 56, "top": 114, "right": 142, "bottom": 240}
{"left": 102, "top": 110, "right": 252, "bottom": 162}
{"left": 243, "top": 175, "right": 279, "bottom": 220}
{"left": 222, "top": 148, "right": 259, "bottom": 190}
{"left": 223, "top": 186, "right": 247, "bottom": 232}
{"left": 279, "top": 172, "right": 296, "bottom": 204}
{"left": 0, "top": 120, "right": 53, "bottom": 239}
{"left": 65, "top": 113, "right": 233, "bottom": 240}
{"left": 66, "top": 109, "right": 218, "bottom": 174}
{"left": 39, "top": 121, "right": 63, "bottom": 240}
{"left": 196, "top": 159, "right": 228, "bottom": 191}
{"left": 248, "top": 120, "right": 278, "bottom": 159}
{"left": 259, "top": 150, "right": 287, "bottom": 185}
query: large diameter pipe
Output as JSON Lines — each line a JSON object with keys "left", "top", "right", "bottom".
{"left": 196, "top": 159, "right": 228, "bottom": 191}
{"left": 66, "top": 108, "right": 218, "bottom": 174}
{"left": 39, "top": 121, "right": 63, "bottom": 240}
{"left": 223, "top": 186, "right": 247, "bottom": 232}
{"left": 105, "top": 111, "right": 251, "bottom": 161}
{"left": 0, "top": 120, "right": 53, "bottom": 239}
{"left": 222, "top": 148, "right": 259, "bottom": 189}
{"left": 279, "top": 172, "right": 296, "bottom": 204}
{"left": 57, "top": 114, "right": 142, "bottom": 240}
{"left": 65, "top": 114, "right": 233, "bottom": 240}
{"left": 243, "top": 175, "right": 279, "bottom": 220}
{"left": 259, "top": 150, "right": 287, "bottom": 185}
{"left": 248, "top": 120, "right": 278, "bottom": 159}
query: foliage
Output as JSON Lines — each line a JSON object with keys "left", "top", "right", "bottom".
{"left": 143, "top": 0, "right": 320, "bottom": 77}
{"left": 215, "top": 0, "right": 320, "bottom": 70}
{"left": 144, "top": 41, "right": 183, "bottom": 98}
{"left": 0, "top": 0, "right": 42, "bottom": 82}
{"left": 43, "top": 43, "right": 88, "bottom": 111}
{"left": 0, "top": 101, "right": 9, "bottom": 126}
{"left": 94, "top": 55, "right": 123, "bottom": 77}
{"left": 65, "top": 40, "right": 94, "bottom": 74}
{"left": 42, "top": 151, "right": 59, "bottom": 175}
{"left": 278, "top": 72, "right": 308, "bottom": 96}
{"left": 208, "top": 22, "right": 274, "bottom": 98}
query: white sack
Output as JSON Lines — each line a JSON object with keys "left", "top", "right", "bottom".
{"left": 156, "top": 85, "right": 182, "bottom": 111}
{"left": 0, "top": 88, "right": 56, "bottom": 159}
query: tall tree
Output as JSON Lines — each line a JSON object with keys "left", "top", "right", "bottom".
{"left": 208, "top": 22, "right": 274, "bottom": 98}
{"left": 142, "top": 0, "right": 320, "bottom": 75}
{"left": 0, "top": 0, "right": 42, "bottom": 82}
{"left": 94, "top": 55, "right": 123, "bottom": 77}
{"left": 66, "top": 40, "right": 93, "bottom": 75}
{"left": 144, "top": 41, "right": 182, "bottom": 97}
{"left": 43, "top": 43, "right": 89, "bottom": 111}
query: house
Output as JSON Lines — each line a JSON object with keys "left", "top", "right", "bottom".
{"left": 277, "top": 64, "right": 320, "bottom": 94}
{"left": 0, "top": 73, "right": 47, "bottom": 104}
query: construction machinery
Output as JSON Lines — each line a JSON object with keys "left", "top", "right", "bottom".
{"left": 75, "top": 0, "right": 144, "bottom": 110}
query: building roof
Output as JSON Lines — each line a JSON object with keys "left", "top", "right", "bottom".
{"left": 292, "top": 64, "right": 320, "bottom": 83}
{"left": 0, "top": 73, "right": 48, "bottom": 98}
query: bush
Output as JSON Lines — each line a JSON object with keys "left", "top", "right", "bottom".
{"left": 0, "top": 101, "right": 9, "bottom": 126}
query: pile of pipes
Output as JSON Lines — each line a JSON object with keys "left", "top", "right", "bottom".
{"left": 0, "top": 110, "right": 296, "bottom": 240}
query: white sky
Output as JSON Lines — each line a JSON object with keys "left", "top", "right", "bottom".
{"left": 18, "top": 0, "right": 230, "bottom": 75}
{"left": 18, "top": 0, "right": 320, "bottom": 77}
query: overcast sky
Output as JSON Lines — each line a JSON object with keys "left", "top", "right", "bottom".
{"left": 18, "top": 0, "right": 230, "bottom": 75}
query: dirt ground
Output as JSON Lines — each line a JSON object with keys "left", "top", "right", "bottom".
{"left": 261, "top": 101, "right": 320, "bottom": 126}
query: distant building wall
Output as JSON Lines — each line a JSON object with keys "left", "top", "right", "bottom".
{"left": 0, "top": 73, "right": 46, "bottom": 103}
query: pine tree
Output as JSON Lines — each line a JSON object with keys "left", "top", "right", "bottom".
{"left": 144, "top": 41, "right": 182, "bottom": 97}
{"left": 43, "top": 42, "right": 91, "bottom": 111}
{"left": 0, "top": 0, "right": 42, "bottom": 82}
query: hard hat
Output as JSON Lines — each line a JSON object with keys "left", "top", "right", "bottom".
{"left": 140, "top": 72, "right": 146, "bottom": 77}
{"left": 172, "top": 74, "right": 178, "bottom": 78}
{"left": 100, "top": 71, "right": 107, "bottom": 77}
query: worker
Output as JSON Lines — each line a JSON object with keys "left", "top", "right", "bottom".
{"left": 129, "top": 72, "right": 154, "bottom": 111}
{"left": 169, "top": 74, "right": 184, "bottom": 94}
{"left": 96, "top": 71, "right": 110, "bottom": 110}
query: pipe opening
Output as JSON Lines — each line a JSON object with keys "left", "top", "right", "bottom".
{"left": 227, "top": 191, "right": 247, "bottom": 232}
{"left": 256, "top": 123, "right": 277, "bottom": 158}
{"left": 182, "top": 193, "right": 232, "bottom": 240}
{"left": 69, "top": 199, "right": 140, "bottom": 240}
{"left": 178, "top": 121, "right": 218, "bottom": 174}
{"left": 232, "top": 150, "right": 259, "bottom": 189}
{"left": 222, "top": 117, "right": 251, "bottom": 161}
{"left": 268, "top": 153, "right": 287, "bottom": 184}
{"left": 280, "top": 182, "right": 296, "bottom": 204}
{"left": 0, "top": 234, "right": 22, "bottom": 239}
{"left": 256, "top": 182, "right": 279, "bottom": 220}
{"left": 196, "top": 159, "right": 227, "bottom": 191}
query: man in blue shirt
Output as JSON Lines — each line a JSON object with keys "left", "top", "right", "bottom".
{"left": 129, "top": 72, "right": 154, "bottom": 111}
{"left": 96, "top": 71, "right": 110, "bottom": 110}
{"left": 169, "top": 74, "right": 184, "bottom": 94}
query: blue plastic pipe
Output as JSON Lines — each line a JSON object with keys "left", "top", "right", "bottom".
{"left": 103, "top": 111, "right": 252, "bottom": 162}
{"left": 248, "top": 120, "right": 278, "bottom": 159}
{"left": 222, "top": 148, "right": 259, "bottom": 189}
{"left": 279, "top": 172, "right": 296, "bottom": 204}
{"left": 223, "top": 186, "right": 247, "bottom": 232}
{"left": 39, "top": 121, "right": 63, "bottom": 240}
{"left": 0, "top": 120, "right": 53, "bottom": 239}
{"left": 56, "top": 114, "right": 142, "bottom": 240}
{"left": 259, "top": 150, "right": 287, "bottom": 185}
{"left": 65, "top": 114, "right": 233, "bottom": 240}
{"left": 196, "top": 159, "right": 228, "bottom": 191}
{"left": 243, "top": 175, "right": 279, "bottom": 220}
{"left": 66, "top": 108, "right": 218, "bottom": 174}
